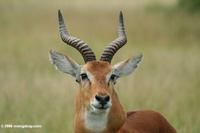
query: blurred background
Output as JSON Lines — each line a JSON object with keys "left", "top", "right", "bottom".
{"left": 0, "top": 0, "right": 200, "bottom": 132}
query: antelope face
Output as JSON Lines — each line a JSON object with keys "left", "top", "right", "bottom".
{"left": 50, "top": 51, "right": 142, "bottom": 114}
{"left": 80, "top": 61, "right": 113, "bottom": 113}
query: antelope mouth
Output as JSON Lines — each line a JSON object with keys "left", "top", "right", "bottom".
{"left": 90, "top": 104, "right": 110, "bottom": 112}
{"left": 92, "top": 104, "right": 110, "bottom": 110}
{"left": 90, "top": 97, "right": 112, "bottom": 113}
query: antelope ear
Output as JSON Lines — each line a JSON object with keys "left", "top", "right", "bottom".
{"left": 112, "top": 54, "right": 143, "bottom": 77}
{"left": 49, "top": 50, "right": 81, "bottom": 78}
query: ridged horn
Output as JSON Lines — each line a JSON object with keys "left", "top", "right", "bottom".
{"left": 100, "top": 11, "right": 127, "bottom": 63}
{"left": 58, "top": 10, "right": 96, "bottom": 62}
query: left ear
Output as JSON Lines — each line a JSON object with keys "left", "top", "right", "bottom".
{"left": 112, "top": 54, "right": 143, "bottom": 77}
{"left": 49, "top": 49, "right": 81, "bottom": 79}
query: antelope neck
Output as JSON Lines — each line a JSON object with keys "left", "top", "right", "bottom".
{"left": 84, "top": 109, "right": 109, "bottom": 132}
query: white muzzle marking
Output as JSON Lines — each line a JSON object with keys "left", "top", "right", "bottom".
{"left": 84, "top": 97, "right": 112, "bottom": 132}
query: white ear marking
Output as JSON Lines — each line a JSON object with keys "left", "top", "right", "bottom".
{"left": 113, "top": 54, "right": 143, "bottom": 77}
{"left": 49, "top": 49, "right": 81, "bottom": 78}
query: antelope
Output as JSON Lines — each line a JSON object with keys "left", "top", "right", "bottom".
{"left": 49, "top": 10, "right": 177, "bottom": 133}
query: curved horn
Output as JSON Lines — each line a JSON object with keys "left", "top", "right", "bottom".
{"left": 100, "top": 11, "right": 127, "bottom": 63}
{"left": 58, "top": 10, "right": 96, "bottom": 62}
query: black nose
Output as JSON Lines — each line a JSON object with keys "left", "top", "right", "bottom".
{"left": 95, "top": 95, "right": 110, "bottom": 106}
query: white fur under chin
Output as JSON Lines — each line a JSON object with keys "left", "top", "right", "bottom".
{"left": 84, "top": 108, "right": 109, "bottom": 133}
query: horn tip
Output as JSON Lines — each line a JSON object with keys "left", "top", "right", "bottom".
{"left": 118, "top": 10, "right": 124, "bottom": 25}
{"left": 58, "top": 9, "right": 62, "bottom": 19}
{"left": 119, "top": 11, "right": 123, "bottom": 17}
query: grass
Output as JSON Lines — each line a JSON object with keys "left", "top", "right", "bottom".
{"left": 0, "top": 0, "right": 200, "bottom": 133}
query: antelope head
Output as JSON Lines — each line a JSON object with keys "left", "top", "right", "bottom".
{"left": 49, "top": 10, "right": 142, "bottom": 133}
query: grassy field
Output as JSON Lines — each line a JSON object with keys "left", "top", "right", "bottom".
{"left": 0, "top": 0, "right": 200, "bottom": 133}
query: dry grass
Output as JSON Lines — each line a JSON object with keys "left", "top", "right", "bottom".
{"left": 0, "top": 0, "right": 200, "bottom": 133}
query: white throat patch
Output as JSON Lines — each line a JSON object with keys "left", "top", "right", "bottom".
{"left": 84, "top": 110, "right": 109, "bottom": 133}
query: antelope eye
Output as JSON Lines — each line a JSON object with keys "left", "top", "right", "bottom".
{"left": 110, "top": 74, "right": 118, "bottom": 82}
{"left": 80, "top": 73, "right": 88, "bottom": 81}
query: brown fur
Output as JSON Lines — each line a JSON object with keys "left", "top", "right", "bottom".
{"left": 73, "top": 61, "right": 176, "bottom": 133}
{"left": 118, "top": 110, "right": 176, "bottom": 133}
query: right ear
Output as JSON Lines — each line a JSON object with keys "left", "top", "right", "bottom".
{"left": 49, "top": 50, "right": 81, "bottom": 79}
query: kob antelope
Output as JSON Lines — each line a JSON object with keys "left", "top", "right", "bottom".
{"left": 49, "top": 10, "right": 176, "bottom": 133}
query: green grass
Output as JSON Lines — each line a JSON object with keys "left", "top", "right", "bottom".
{"left": 0, "top": 0, "right": 200, "bottom": 133}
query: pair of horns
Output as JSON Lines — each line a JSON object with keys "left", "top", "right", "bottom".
{"left": 58, "top": 10, "right": 127, "bottom": 63}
